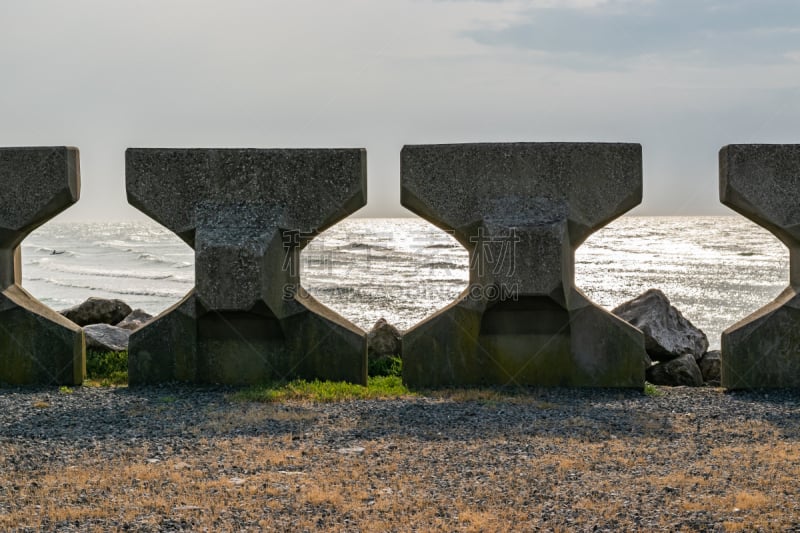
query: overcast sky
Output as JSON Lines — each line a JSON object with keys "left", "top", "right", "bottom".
{"left": 1, "top": 0, "right": 798, "bottom": 221}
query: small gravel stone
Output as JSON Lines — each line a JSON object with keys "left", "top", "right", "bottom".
{"left": 0, "top": 385, "right": 798, "bottom": 531}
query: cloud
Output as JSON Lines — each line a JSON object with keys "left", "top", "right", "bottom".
{"left": 464, "top": 0, "right": 800, "bottom": 67}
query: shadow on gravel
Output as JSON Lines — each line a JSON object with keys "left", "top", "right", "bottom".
{"left": 723, "top": 389, "right": 800, "bottom": 438}
{"left": 1, "top": 386, "right": 799, "bottom": 445}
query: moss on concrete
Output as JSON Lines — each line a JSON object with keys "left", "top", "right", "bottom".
{"left": 0, "top": 287, "right": 84, "bottom": 385}
{"left": 128, "top": 293, "right": 366, "bottom": 386}
{"left": 722, "top": 288, "right": 800, "bottom": 389}
{"left": 403, "top": 295, "right": 645, "bottom": 389}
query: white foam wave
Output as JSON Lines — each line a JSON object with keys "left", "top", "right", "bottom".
{"left": 28, "top": 263, "right": 185, "bottom": 281}
{"left": 26, "top": 248, "right": 78, "bottom": 257}
{"left": 28, "top": 277, "right": 187, "bottom": 299}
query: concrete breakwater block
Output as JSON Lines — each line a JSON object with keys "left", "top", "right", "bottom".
{"left": 0, "top": 147, "right": 85, "bottom": 385}
{"left": 720, "top": 144, "right": 800, "bottom": 389}
{"left": 126, "top": 148, "right": 368, "bottom": 385}
{"left": 400, "top": 143, "right": 647, "bottom": 388}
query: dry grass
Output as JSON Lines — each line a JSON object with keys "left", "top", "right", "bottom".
{"left": 423, "top": 386, "right": 558, "bottom": 405}
{"left": 198, "top": 403, "right": 319, "bottom": 434}
{"left": 1, "top": 409, "right": 799, "bottom": 531}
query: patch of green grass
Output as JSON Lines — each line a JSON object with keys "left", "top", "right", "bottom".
{"left": 233, "top": 375, "right": 412, "bottom": 403}
{"left": 368, "top": 355, "right": 402, "bottom": 377}
{"left": 85, "top": 350, "right": 128, "bottom": 386}
{"left": 59, "top": 385, "right": 74, "bottom": 394}
{"left": 644, "top": 382, "right": 663, "bottom": 397}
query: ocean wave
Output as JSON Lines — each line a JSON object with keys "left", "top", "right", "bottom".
{"left": 421, "top": 261, "right": 466, "bottom": 270}
{"left": 137, "top": 253, "right": 193, "bottom": 269}
{"left": 91, "top": 240, "right": 135, "bottom": 249}
{"left": 137, "top": 252, "right": 172, "bottom": 264}
{"left": 102, "top": 286, "right": 190, "bottom": 298}
{"left": 313, "top": 286, "right": 357, "bottom": 296}
{"left": 26, "top": 277, "right": 188, "bottom": 299}
{"left": 335, "top": 242, "right": 394, "bottom": 252}
{"left": 88, "top": 241, "right": 193, "bottom": 264}
{"left": 27, "top": 248, "right": 77, "bottom": 257}
{"left": 26, "top": 263, "right": 188, "bottom": 282}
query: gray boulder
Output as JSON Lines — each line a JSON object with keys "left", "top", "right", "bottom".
{"left": 612, "top": 289, "right": 708, "bottom": 362}
{"left": 61, "top": 297, "right": 132, "bottom": 326}
{"left": 367, "top": 318, "right": 402, "bottom": 360}
{"left": 116, "top": 309, "right": 154, "bottom": 331}
{"left": 84, "top": 324, "right": 131, "bottom": 352}
{"left": 698, "top": 350, "right": 721, "bottom": 385}
{"left": 646, "top": 354, "right": 704, "bottom": 387}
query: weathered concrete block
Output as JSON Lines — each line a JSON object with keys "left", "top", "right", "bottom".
{"left": 401, "top": 143, "right": 647, "bottom": 388}
{"left": 126, "top": 148, "right": 367, "bottom": 385}
{"left": 0, "top": 147, "right": 85, "bottom": 385}
{"left": 720, "top": 144, "right": 800, "bottom": 389}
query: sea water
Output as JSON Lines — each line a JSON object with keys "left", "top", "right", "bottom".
{"left": 20, "top": 217, "right": 788, "bottom": 350}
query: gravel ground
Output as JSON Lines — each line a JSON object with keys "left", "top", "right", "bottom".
{"left": 1, "top": 385, "right": 799, "bottom": 531}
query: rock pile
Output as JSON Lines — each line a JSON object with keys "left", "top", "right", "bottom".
{"left": 60, "top": 298, "right": 153, "bottom": 352}
{"left": 366, "top": 318, "right": 402, "bottom": 363}
{"left": 613, "top": 289, "right": 720, "bottom": 386}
